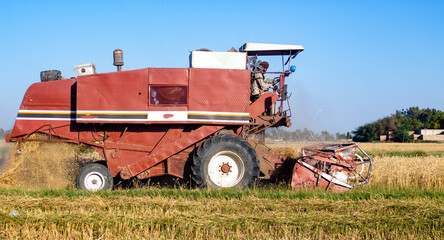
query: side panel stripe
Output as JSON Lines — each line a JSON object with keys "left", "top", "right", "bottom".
{"left": 18, "top": 113, "right": 72, "bottom": 118}
{"left": 76, "top": 114, "right": 148, "bottom": 119}
{"left": 17, "top": 110, "right": 250, "bottom": 123}
{"left": 187, "top": 114, "right": 249, "bottom": 121}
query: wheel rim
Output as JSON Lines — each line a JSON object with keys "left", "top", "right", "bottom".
{"left": 84, "top": 171, "right": 105, "bottom": 191}
{"left": 207, "top": 150, "right": 245, "bottom": 188}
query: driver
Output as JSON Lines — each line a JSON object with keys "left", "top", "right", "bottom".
{"left": 250, "top": 61, "right": 277, "bottom": 102}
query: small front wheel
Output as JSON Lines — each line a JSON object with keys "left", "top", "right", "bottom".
{"left": 76, "top": 163, "right": 113, "bottom": 191}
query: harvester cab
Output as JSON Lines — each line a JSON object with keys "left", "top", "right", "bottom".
{"left": 239, "top": 43, "right": 305, "bottom": 137}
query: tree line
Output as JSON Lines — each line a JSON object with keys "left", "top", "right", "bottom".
{"left": 0, "top": 128, "right": 12, "bottom": 139}
{"left": 352, "top": 107, "right": 444, "bottom": 142}
{"left": 266, "top": 128, "right": 352, "bottom": 141}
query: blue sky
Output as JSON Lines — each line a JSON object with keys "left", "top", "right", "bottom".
{"left": 1, "top": 0, "right": 443, "bottom": 134}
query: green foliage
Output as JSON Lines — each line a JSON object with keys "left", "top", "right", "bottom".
{"left": 395, "top": 126, "right": 414, "bottom": 142}
{"left": 0, "top": 187, "right": 442, "bottom": 201}
{"left": 394, "top": 107, "right": 438, "bottom": 129}
{"left": 430, "top": 111, "right": 444, "bottom": 129}
{"left": 352, "top": 124, "right": 379, "bottom": 142}
{"left": 365, "top": 150, "right": 444, "bottom": 157}
{"left": 353, "top": 107, "right": 442, "bottom": 142}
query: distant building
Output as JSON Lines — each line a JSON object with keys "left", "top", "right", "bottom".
{"left": 379, "top": 129, "right": 444, "bottom": 142}
{"left": 379, "top": 131, "right": 395, "bottom": 141}
{"left": 416, "top": 129, "right": 444, "bottom": 141}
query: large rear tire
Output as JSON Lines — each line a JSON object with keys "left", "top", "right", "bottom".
{"left": 192, "top": 134, "right": 260, "bottom": 189}
{"left": 76, "top": 163, "right": 113, "bottom": 191}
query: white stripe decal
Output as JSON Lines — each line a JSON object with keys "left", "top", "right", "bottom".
{"left": 77, "top": 110, "right": 148, "bottom": 114}
{"left": 16, "top": 117, "right": 71, "bottom": 121}
{"left": 188, "top": 111, "right": 249, "bottom": 116}
{"left": 19, "top": 110, "right": 73, "bottom": 114}
{"left": 17, "top": 110, "right": 250, "bottom": 123}
{"left": 187, "top": 119, "right": 249, "bottom": 123}
{"left": 77, "top": 118, "right": 149, "bottom": 122}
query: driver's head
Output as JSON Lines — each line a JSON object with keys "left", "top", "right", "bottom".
{"left": 260, "top": 61, "right": 269, "bottom": 72}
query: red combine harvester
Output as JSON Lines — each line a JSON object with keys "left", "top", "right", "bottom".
{"left": 6, "top": 43, "right": 373, "bottom": 191}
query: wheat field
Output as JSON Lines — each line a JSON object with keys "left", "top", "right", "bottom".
{"left": 0, "top": 140, "right": 443, "bottom": 190}
{"left": 0, "top": 190, "right": 442, "bottom": 240}
{"left": 0, "top": 140, "right": 442, "bottom": 239}
{"left": 370, "top": 155, "right": 443, "bottom": 190}
{"left": 358, "top": 142, "right": 444, "bottom": 152}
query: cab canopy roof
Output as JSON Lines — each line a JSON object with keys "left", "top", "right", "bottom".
{"left": 239, "top": 43, "right": 305, "bottom": 56}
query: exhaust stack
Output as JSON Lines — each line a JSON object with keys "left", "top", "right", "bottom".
{"left": 113, "top": 49, "right": 124, "bottom": 71}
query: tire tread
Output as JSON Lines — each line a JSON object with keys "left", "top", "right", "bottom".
{"left": 191, "top": 134, "right": 259, "bottom": 189}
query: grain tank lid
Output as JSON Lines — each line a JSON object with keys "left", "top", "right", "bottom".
{"left": 239, "top": 43, "right": 305, "bottom": 56}
{"left": 191, "top": 51, "right": 247, "bottom": 69}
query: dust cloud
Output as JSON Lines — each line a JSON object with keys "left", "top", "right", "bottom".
{"left": 0, "top": 135, "right": 100, "bottom": 190}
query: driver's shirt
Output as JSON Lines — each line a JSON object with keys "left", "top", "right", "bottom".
{"left": 251, "top": 72, "right": 275, "bottom": 96}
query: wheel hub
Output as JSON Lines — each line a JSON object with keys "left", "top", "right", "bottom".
{"left": 220, "top": 162, "right": 232, "bottom": 175}
{"left": 84, "top": 172, "right": 105, "bottom": 191}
